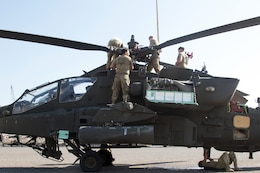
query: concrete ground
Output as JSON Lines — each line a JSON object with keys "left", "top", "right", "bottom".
{"left": 0, "top": 146, "right": 260, "bottom": 172}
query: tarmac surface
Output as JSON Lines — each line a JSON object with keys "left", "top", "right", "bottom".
{"left": 1, "top": 145, "right": 260, "bottom": 172}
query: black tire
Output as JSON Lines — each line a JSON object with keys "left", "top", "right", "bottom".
{"left": 80, "top": 150, "right": 103, "bottom": 172}
{"left": 98, "top": 149, "right": 114, "bottom": 166}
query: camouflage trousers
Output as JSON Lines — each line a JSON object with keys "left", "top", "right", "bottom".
{"left": 147, "top": 53, "right": 160, "bottom": 74}
{"left": 111, "top": 73, "right": 130, "bottom": 104}
{"left": 202, "top": 152, "right": 238, "bottom": 171}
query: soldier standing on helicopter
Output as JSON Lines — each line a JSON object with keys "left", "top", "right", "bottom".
{"left": 147, "top": 36, "right": 160, "bottom": 74}
{"left": 175, "top": 46, "right": 193, "bottom": 68}
{"left": 110, "top": 48, "right": 134, "bottom": 105}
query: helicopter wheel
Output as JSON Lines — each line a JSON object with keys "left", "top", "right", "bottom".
{"left": 98, "top": 149, "right": 114, "bottom": 166}
{"left": 80, "top": 150, "right": 103, "bottom": 172}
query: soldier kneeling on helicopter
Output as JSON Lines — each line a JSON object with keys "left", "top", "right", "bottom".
{"left": 106, "top": 38, "right": 124, "bottom": 70}
{"left": 199, "top": 151, "right": 238, "bottom": 172}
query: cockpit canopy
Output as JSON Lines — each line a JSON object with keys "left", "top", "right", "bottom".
{"left": 13, "top": 77, "right": 96, "bottom": 114}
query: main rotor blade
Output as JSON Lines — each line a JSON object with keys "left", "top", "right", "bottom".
{"left": 0, "top": 30, "right": 109, "bottom": 52}
{"left": 156, "top": 16, "right": 260, "bottom": 49}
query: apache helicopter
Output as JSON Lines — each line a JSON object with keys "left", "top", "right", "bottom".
{"left": 0, "top": 16, "right": 260, "bottom": 172}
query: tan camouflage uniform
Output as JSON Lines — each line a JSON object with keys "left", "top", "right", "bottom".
{"left": 147, "top": 36, "right": 160, "bottom": 74}
{"left": 106, "top": 38, "right": 123, "bottom": 69}
{"left": 202, "top": 152, "right": 238, "bottom": 172}
{"left": 175, "top": 51, "right": 189, "bottom": 68}
{"left": 110, "top": 49, "right": 134, "bottom": 104}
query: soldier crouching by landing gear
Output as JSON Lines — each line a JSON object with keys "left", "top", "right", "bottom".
{"left": 199, "top": 148, "right": 239, "bottom": 172}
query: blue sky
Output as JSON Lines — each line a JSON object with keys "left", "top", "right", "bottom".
{"left": 0, "top": 0, "right": 260, "bottom": 107}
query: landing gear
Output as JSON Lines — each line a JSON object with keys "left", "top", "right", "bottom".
{"left": 80, "top": 150, "right": 103, "bottom": 172}
{"left": 98, "top": 149, "right": 114, "bottom": 166}
{"left": 65, "top": 140, "right": 114, "bottom": 172}
{"left": 203, "top": 147, "right": 212, "bottom": 161}
{"left": 199, "top": 147, "right": 213, "bottom": 169}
